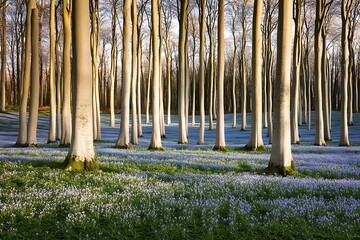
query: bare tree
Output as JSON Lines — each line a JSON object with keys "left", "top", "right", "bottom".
{"left": 60, "top": 0, "right": 72, "bottom": 147}
{"left": 197, "top": 0, "right": 206, "bottom": 145}
{"left": 245, "top": 0, "right": 265, "bottom": 151}
{"left": 148, "top": 0, "right": 163, "bottom": 150}
{"left": 213, "top": 0, "right": 226, "bottom": 151}
{"left": 178, "top": 0, "right": 189, "bottom": 144}
{"left": 64, "top": 0, "right": 98, "bottom": 171}
{"left": 314, "top": 0, "right": 333, "bottom": 146}
{"left": 267, "top": 0, "right": 295, "bottom": 175}
{"left": 340, "top": 0, "right": 353, "bottom": 146}
{"left": 0, "top": 0, "right": 6, "bottom": 112}
{"left": 47, "top": 0, "right": 57, "bottom": 143}
{"left": 26, "top": 6, "right": 40, "bottom": 147}
{"left": 131, "top": 0, "right": 138, "bottom": 145}
{"left": 116, "top": 0, "right": 132, "bottom": 149}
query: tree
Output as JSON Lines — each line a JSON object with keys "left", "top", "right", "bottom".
{"left": 1, "top": 0, "right": 6, "bottom": 113}
{"left": 314, "top": 0, "right": 333, "bottom": 146}
{"left": 64, "top": 0, "right": 98, "bottom": 171}
{"left": 148, "top": 0, "right": 163, "bottom": 150}
{"left": 213, "top": 0, "right": 226, "bottom": 151}
{"left": 47, "top": 0, "right": 57, "bottom": 143}
{"left": 228, "top": 0, "right": 239, "bottom": 128}
{"left": 340, "top": 0, "right": 353, "bottom": 146}
{"left": 16, "top": 0, "right": 35, "bottom": 147}
{"left": 239, "top": 0, "right": 249, "bottom": 132}
{"left": 60, "top": 0, "right": 72, "bottom": 147}
{"left": 197, "top": 0, "right": 206, "bottom": 145}
{"left": 26, "top": 6, "right": 40, "bottom": 147}
{"left": 178, "top": 0, "right": 189, "bottom": 144}
{"left": 90, "top": 0, "right": 101, "bottom": 141}
{"left": 109, "top": 0, "right": 119, "bottom": 128}
{"left": 267, "top": 0, "right": 295, "bottom": 175}
{"left": 131, "top": 0, "right": 138, "bottom": 145}
{"left": 291, "top": 0, "right": 303, "bottom": 144}
{"left": 116, "top": 0, "right": 132, "bottom": 149}
{"left": 245, "top": 0, "right": 265, "bottom": 151}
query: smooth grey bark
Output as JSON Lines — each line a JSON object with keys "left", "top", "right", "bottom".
{"left": 16, "top": 0, "right": 35, "bottom": 146}
{"left": 26, "top": 7, "right": 39, "bottom": 147}
{"left": 47, "top": 0, "right": 57, "bottom": 143}
{"left": 109, "top": 0, "right": 118, "bottom": 128}
{"left": 148, "top": 0, "right": 163, "bottom": 150}
{"left": 213, "top": 0, "right": 226, "bottom": 151}
{"left": 60, "top": 0, "right": 72, "bottom": 147}
{"left": 131, "top": 0, "right": 138, "bottom": 145}
{"left": 1, "top": 2, "right": 6, "bottom": 113}
{"left": 314, "top": 0, "right": 333, "bottom": 146}
{"left": 116, "top": 0, "right": 132, "bottom": 149}
{"left": 340, "top": 0, "right": 352, "bottom": 146}
{"left": 268, "top": 0, "right": 295, "bottom": 175}
{"left": 178, "top": 0, "right": 188, "bottom": 144}
{"left": 291, "top": 0, "right": 302, "bottom": 144}
{"left": 90, "top": 0, "right": 101, "bottom": 141}
{"left": 245, "top": 0, "right": 265, "bottom": 151}
{"left": 197, "top": 0, "right": 206, "bottom": 145}
{"left": 64, "top": 0, "right": 98, "bottom": 171}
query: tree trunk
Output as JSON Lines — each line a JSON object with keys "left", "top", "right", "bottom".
{"left": 314, "top": 0, "right": 326, "bottom": 146}
{"left": 109, "top": 1, "right": 117, "bottom": 128}
{"left": 48, "top": 0, "right": 57, "bottom": 143}
{"left": 1, "top": 2, "right": 6, "bottom": 112}
{"left": 178, "top": 0, "right": 189, "bottom": 144}
{"left": 131, "top": 0, "right": 138, "bottom": 145}
{"left": 245, "top": 0, "right": 265, "bottom": 151}
{"left": 322, "top": 30, "right": 331, "bottom": 141}
{"left": 340, "top": 0, "right": 350, "bottom": 146}
{"left": 64, "top": 0, "right": 98, "bottom": 171}
{"left": 60, "top": 0, "right": 72, "bottom": 147}
{"left": 148, "top": 0, "right": 163, "bottom": 150}
{"left": 197, "top": 0, "right": 206, "bottom": 145}
{"left": 116, "top": 0, "right": 132, "bottom": 149}
{"left": 26, "top": 7, "right": 40, "bottom": 147}
{"left": 16, "top": 0, "right": 35, "bottom": 146}
{"left": 267, "top": 0, "right": 295, "bottom": 175}
{"left": 137, "top": 37, "right": 143, "bottom": 137}
{"left": 291, "top": 0, "right": 302, "bottom": 144}
{"left": 213, "top": 0, "right": 226, "bottom": 151}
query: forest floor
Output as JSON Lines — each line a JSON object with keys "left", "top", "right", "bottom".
{"left": 0, "top": 112, "right": 359, "bottom": 239}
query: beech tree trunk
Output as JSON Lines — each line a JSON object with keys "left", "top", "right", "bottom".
{"left": 178, "top": 0, "right": 189, "bottom": 144}
{"left": 340, "top": 0, "right": 351, "bottom": 146}
{"left": 268, "top": 0, "right": 295, "bottom": 175}
{"left": 245, "top": 0, "right": 265, "bottom": 151}
{"left": 47, "top": 0, "right": 57, "bottom": 143}
{"left": 60, "top": 0, "right": 72, "bottom": 147}
{"left": 16, "top": 0, "right": 35, "bottom": 146}
{"left": 109, "top": 0, "right": 117, "bottom": 128}
{"left": 291, "top": 0, "right": 302, "bottom": 144}
{"left": 1, "top": 2, "right": 6, "bottom": 113}
{"left": 213, "top": 0, "right": 226, "bottom": 151}
{"left": 26, "top": 7, "right": 40, "bottom": 147}
{"left": 116, "top": 0, "right": 132, "bottom": 149}
{"left": 64, "top": 0, "right": 98, "bottom": 171}
{"left": 131, "top": 0, "right": 138, "bottom": 145}
{"left": 148, "top": 0, "right": 163, "bottom": 150}
{"left": 197, "top": 0, "right": 206, "bottom": 145}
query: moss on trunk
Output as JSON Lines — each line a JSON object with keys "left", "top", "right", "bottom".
{"left": 213, "top": 146, "right": 228, "bottom": 152}
{"left": 266, "top": 160, "right": 296, "bottom": 176}
{"left": 114, "top": 143, "right": 132, "bottom": 149}
{"left": 244, "top": 145, "right": 266, "bottom": 152}
{"left": 148, "top": 146, "right": 165, "bottom": 151}
{"left": 63, "top": 155, "right": 99, "bottom": 172}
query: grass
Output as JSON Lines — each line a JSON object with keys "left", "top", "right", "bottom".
{"left": 0, "top": 146, "right": 359, "bottom": 239}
